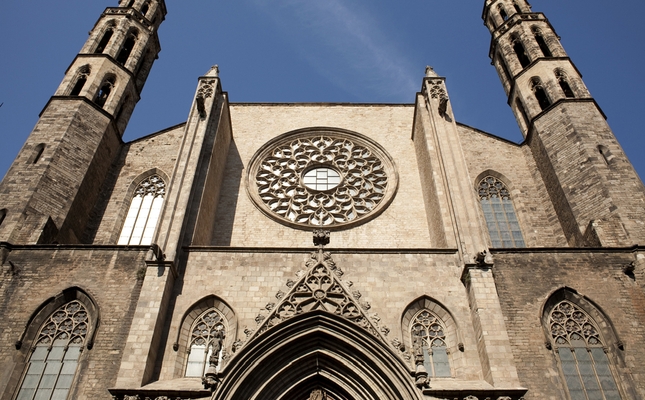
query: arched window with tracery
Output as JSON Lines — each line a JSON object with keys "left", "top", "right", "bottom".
{"left": 531, "top": 77, "right": 551, "bottom": 111}
{"left": 533, "top": 27, "right": 552, "bottom": 57}
{"left": 118, "top": 174, "right": 166, "bottom": 245}
{"left": 185, "top": 309, "right": 227, "bottom": 377}
{"left": 555, "top": 69, "right": 576, "bottom": 98}
{"left": 411, "top": 310, "right": 451, "bottom": 377}
{"left": 94, "top": 76, "right": 115, "bottom": 108}
{"left": 70, "top": 66, "right": 90, "bottom": 96}
{"left": 94, "top": 25, "right": 114, "bottom": 54}
{"left": 478, "top": 176, "right": 525, "bottom": 248}
{"left": 15, "top": 301, "right": 88, "bottom": 400}
{"left": 548, "top": 300, "right": 621, "bottom": 399}
{"left": 116, "top": 30, "right": 138, "bottom": 65}
{"left": 511, "top": 36, "right": 531, "bottom": 68}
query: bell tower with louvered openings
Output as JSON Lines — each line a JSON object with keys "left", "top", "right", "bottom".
{"left": 0, "top": 0, "right": 166, "bottom": 245}
{"left": 483, "top": 0, "right": 645, "bottom": 247}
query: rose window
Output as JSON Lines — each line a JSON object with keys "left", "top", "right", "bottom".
{"left": 247, "top": 128, "right": 398, "bottom": 229}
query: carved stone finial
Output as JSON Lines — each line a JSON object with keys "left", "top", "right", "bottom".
{"left": 313, "top": 229, "right": 330, "bottom": 247}
{"left": 425, "top": 65, "right": 438, "bottom": 77}
{"left": 205, "top": 64, "right": 219, "bottom": 77}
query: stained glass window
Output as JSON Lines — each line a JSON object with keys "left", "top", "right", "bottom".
{"left": 185, "top": 309, "right": 226, "bottom": 377}
{"left": 118, "top": 175, "right": 166, "bottom": 245}
{"left": 411, "top": 310, "right": 451, "bottom": 377}
{"left": 478, "top": 176, "right": 525, "bottom": 248}
{"left": 549, "top": 301, "right": 621, "bottom": 400}
{"left": 16, "top": 301, "right": 88, "bottom": 400}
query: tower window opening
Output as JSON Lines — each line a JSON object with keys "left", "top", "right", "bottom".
{"left": 94, "top": 27, "right": 113, "bottom": 54}
{"left": 125, "top": 0, "right": 135, "bottom": 7}
{"left": 115, "top": 95, "right": 130, "bottom": 125}
{"left": 533, "top": 28, "right": 553, "bottom": 57}
{"left": 512, "top": 37, "right": 531, "bottom": 68}
{"left": 69, "top": 65, "right": 90, "bottom": 96}
{"left": 478, "top": 176, "right": 525, "bottom": 248}
{"left": 498, "top": 5, "right": 509, "bottom": 21}
{"left": 31, "top": 144, "right": 46, "bottom": 165}
{"left": 515, "top": 98, "right": 530, "bottom": 128}
{"left": 556, "top": 70, "right": 575, "bottom": 98}
{"left": 116, "top": 32, "right": 138, "bottom": 65}
{"left": 531, "top": 78, "right": 551, "bottom": 110}
{"left": 498, "top": 54, "right": 513, "bottom": 83}
{"left": 598, "top": 145, "right": 615, "bottom": 164}
{"left": 513, "top": 1, "right": 522, "bottom": 14}
{"left": 0, "top": 209, "right": 6, "bottom": 227}
{"left": 94, "top": 76, "right": 115, "bottom": 108}
{"left": 141, "top": 2, "right": 150, "bottom": 16}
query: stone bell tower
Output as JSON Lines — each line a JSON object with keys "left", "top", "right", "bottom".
{"left": 483, "top": 0, "right": 645, "bottom": 247}
{"left": 0, "top": 0, "right": 166, "bottom": 245}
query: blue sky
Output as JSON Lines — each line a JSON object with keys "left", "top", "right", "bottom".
{"left": 1, "top": 0, "right": 644, "bottom": 182}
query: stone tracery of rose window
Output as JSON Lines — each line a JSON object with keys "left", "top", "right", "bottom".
{"left": 248, "top": 129, "right": 398, "bottom": 229}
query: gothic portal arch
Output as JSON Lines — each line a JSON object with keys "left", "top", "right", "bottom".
{"left": 216, "top": 311, "right": 421, "bottom": 400}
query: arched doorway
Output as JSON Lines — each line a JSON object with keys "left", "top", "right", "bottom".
{"left": 215, "top": 311, "right": 421, "bottom": 400}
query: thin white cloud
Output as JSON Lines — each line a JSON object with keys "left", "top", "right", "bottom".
{"left": 251, "top": 0, "right": 420, "bottom": 101}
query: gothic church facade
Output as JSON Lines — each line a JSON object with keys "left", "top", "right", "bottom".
{"left": 1, "top": 1, "right": 644, "bottom": 399}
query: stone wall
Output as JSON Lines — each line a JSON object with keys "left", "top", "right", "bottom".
{"left": 90, "top": 124, "right": 185, "bottom": 244}
{"left": 0, "top": 247, "right": 147, "bottom": 400}
{"left": 493, "top": 250, "right": 645, "bottom": 399}
{"left": 211, "top": 104, "right": 433, "bottom": 249}
{"left": 458, "top": 123, "right": 567, "bottom": 247}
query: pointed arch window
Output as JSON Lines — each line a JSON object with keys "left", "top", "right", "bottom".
{"left": 513, "top": 1, "right": 522, "bottom": 14}
{"left": 512, "top": 36, "right": 531, "bottom": 68}
{"left": 548, "top": 301, "right": 622, "bottom": 399}
{"left": 411, "top": 310, "right": 451, "bottom": 377}
{"left": 531, "top": 77, "right": 551, "bottom": 110}
{"left": 533, "top": 28, "right": 553, "bottom": 57}
{"left": 118, "top": 174, "right": 166, "bottom": 245}
{"left": 498, "top": 53, "right": 513, "bottom": 83}
{"left": 140, "top": 1, "right": 150, "bottom": 16}
{"left": 185, "top": 309, "right": 226, "bottom": 377}
{"left": 16, "top": 301, "right": 88, "bottom": 400}
{"left": 0, "top": 209, "right": 6, "bottom": 227}
{"left": 515, "top": 98, "right": 530, "bottom": 128}
{"left": 94, "top": 26, "right": 114, "bottom": 54}
{"left": 116, "top": 31, "right": 138, "bottom": 65}
{"left": 498, "top": 4, "right": 509, "bottom": 21}
{"left": 70, "top": 66, "right": 90, "bottom": 97}
{"left": 94, "top": 76, "right": 115, "bottom": 108}
{"left": 478, "top": 176, "right": 525, "bottom": 248}
{"left": 556, "top": 70, "right": 575, "bottom": 98}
